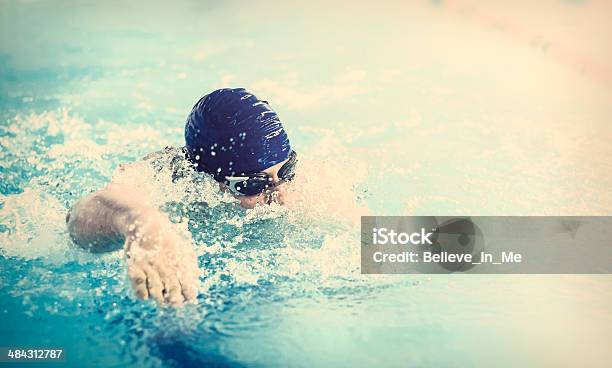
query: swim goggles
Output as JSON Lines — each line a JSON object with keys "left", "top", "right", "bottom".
{"left": 224, "top": 151, "right": 297, "bottom": 196}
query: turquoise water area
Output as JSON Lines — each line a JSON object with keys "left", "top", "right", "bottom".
{"left": 1, "top": 1, "right": 612, "bottom": 367}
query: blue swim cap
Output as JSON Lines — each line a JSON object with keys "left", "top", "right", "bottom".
{"left": 184, "top": 88, "right": 291, "bottom": 180}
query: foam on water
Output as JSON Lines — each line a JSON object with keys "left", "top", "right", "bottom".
{"left": 0, "top": 110, "right": 401, "bottom": 368}
{"left": 0, "top": 187, "right": 72, "bottom": 260}
{"left": 0, "top": 107, "right": 399, "bottom": 316}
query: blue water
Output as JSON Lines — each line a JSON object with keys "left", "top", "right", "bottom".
{"left": 1, "top": 1, "right": 612, "bottom": 367}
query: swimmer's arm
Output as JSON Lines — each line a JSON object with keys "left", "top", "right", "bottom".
{"left": 66, "top": 184, "right": 155, "bottom": 252}
{"left": 67, "top": 184, "right": 199, "bottom": 305}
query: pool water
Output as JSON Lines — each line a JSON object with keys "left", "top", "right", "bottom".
{"left": 1, "top": 1, "right": 612, "bottom": 367}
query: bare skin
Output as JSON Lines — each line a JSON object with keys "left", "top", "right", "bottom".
{"left": 66, "top": 158, "right": 290, "bottom": 305}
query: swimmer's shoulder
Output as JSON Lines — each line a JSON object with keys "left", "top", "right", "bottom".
{"left": 141, "top": 146, "right": 187, "bottom": 163}
{"left": 114, "top": 146, "right": 191, "bottom": 181}
{"left": 142, "top": 146, "right": 194, "bottom": 182}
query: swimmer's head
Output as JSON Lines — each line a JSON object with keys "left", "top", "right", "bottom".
{"left": 184, "top": 88, "right": 293, "bottom": 207}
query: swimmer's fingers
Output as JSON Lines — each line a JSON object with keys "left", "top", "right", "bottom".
{"left": 177, "top": 250, "right": 200, "bottom": 303}
{"left": 179, "top": 272, "right": 198, "bottom": 303}
{"left": 168, "top": 238, "right": 199, "bottom": 304}
{"left": 156, "top": 264, "right": 183, "bottom": 306}
{"left": 141, "top": 262, "right": 164, "bottom": 303}
{"left": 128, "top": 263, "right": 149, "bottom": 300}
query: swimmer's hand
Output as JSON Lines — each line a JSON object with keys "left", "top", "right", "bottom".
{"left": 67, "top": 184, "right": 199, "bottom": 305}
{"left": 124, "top": 214, "right": 199, "bottom": 306}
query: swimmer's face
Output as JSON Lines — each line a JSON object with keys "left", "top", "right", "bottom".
{"left": 220, "top": 158, "right": 290, "bottom": 209}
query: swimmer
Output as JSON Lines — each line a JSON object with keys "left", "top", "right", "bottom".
{"left": 66, "top": 88, "right": 297, "bottom": 305}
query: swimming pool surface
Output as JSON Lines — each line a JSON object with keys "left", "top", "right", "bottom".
{"left": 1, "top": 1, "right": 612, "bottom": 367}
